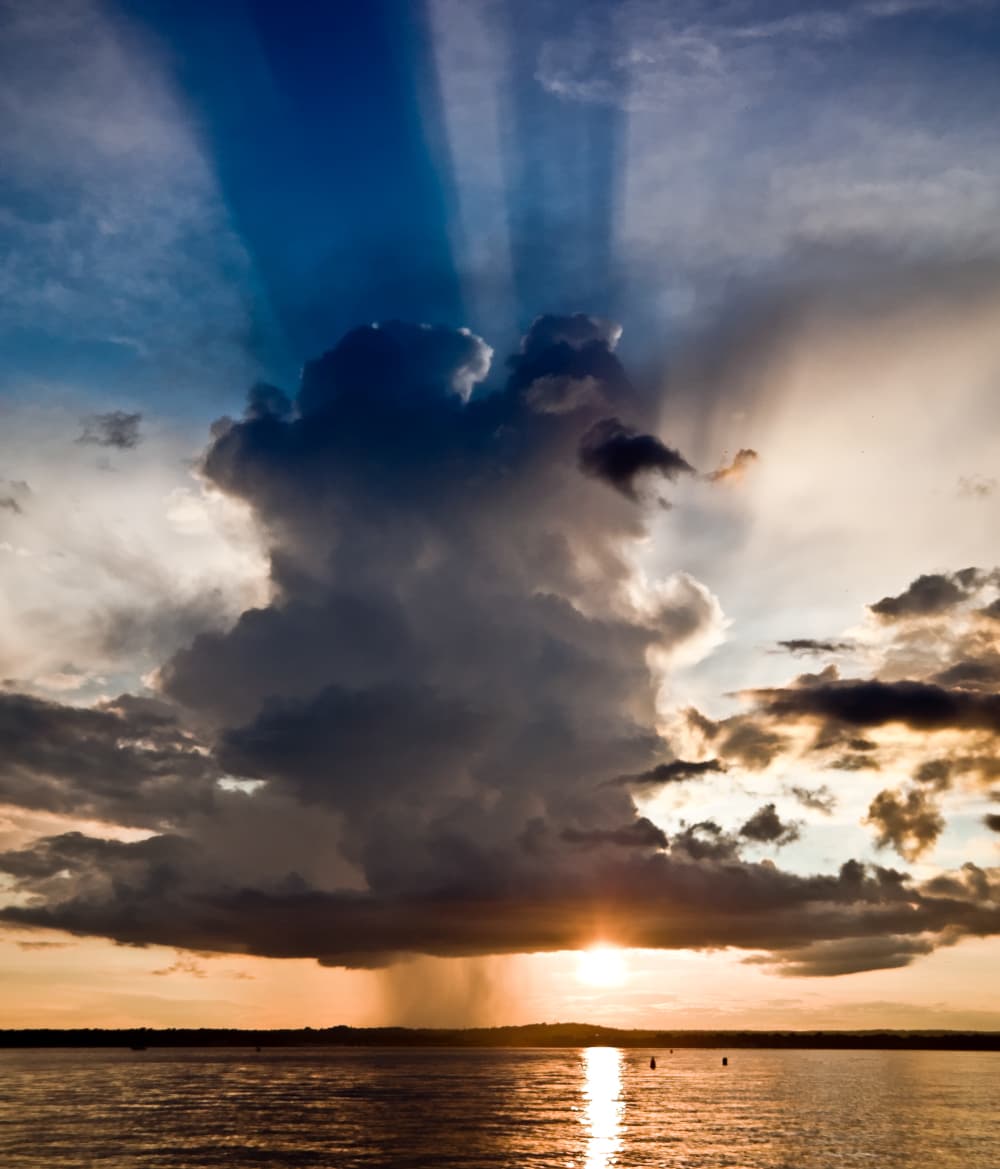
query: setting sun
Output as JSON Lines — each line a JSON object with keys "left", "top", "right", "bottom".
{"left": 576, "top": 946, "right": 628, "bottom": 988}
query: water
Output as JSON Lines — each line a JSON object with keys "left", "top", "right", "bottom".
{"left": 0, "top": 1046, "right": 996, "bottom": 1168}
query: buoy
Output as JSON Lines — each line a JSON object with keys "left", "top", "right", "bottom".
{"left": 722, "top": 1057, "right": 728, "bottom": 1066}
{"left": 650, "top": 1056, "right": 657, "bottom": 1070}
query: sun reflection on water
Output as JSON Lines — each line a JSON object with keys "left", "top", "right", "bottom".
{"left": 581, "top": 1047, "right": 624, "bottom": 1169}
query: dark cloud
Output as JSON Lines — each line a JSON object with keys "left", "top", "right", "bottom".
{"left": 746, "top": 935, "right": 938, "bottom": 978}
{"left": 775, "top": 638, "right": 854, "bottom": 655}
{"left": 808, "top": 717, "right": 883, "bottom": 764}
{"left": 296, "top": 320, "right": 493, "bottom": 413}
{"left": 509, "top": 317, "right": 630, "bottom": 417}
{"left": 847, "top": 737, "right": 878, "bottom": 752}
{"left": 612, "top": 757, "right": 726, "bottom": 788}
{"left": 944, "top": 756, "right": 1000, "bottom": 788}
{"left": 0, "top": 690, "right": 216, "bottom": 826}
{"left": 869, "top": 570, "right": 980, "bottom": 620}
{"left": 670, "top": 820, "right": 739, "bottom": 862}
{"left": 913, "top": 758, "right": 954, "bottom": 790}
{"left": 245, "top": 382, "right": 294, "bottom": 421}
{"left": 706, "top": 448, "right": 758, "bottom": 484}
{"left": 515, "top": 314, "right": 622, "bottom": 357}
{"left": 751, "top": 677, "right": 1000, "bottom": 735}
{"left": 561, "top": 816, "right": 668, "bottom": 849}
{"left": 216, "top": 682, "right": 499, "bottom": 893}
{"left": 524, "top": 374, "right": 607, "bottom": 416}
{"left": 923, "top": 862, "right": 991, "bottom": 903}
{"left": 578, "top": 417, "right": 694, "bottom": 501}
{"left": 866, "top": 785, "right": 944, "bottom": 861}
{"left": 739, "top": 803, "right": 800, "bottom": 847}
{"left": 76, "top": 411, "right": 143, "bottom": 450}
{"left": 721, "top": 720, "right": 788, "bottom": 769}
{"left": 828, "top": 752, "right": 881, "bottom": 772}
{"left": 5, "top": 835, "right": 995, "bottom": 968}
{"left": 794, "top": 663, "right": 840, "bottom": 689}
{"left": 686, "top": 707, "right": 788, "bottom": 770}
{"left": 787, "top": 784, "right": 837, "bottom": 814}
{"left": 932, "top": 656, "right": 1000, "bottom": 690}
{"left": 722, "top": 566, "right": 1000, "bottom": 816}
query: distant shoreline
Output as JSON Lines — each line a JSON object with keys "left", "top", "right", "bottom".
{"left": 1, "top": 1024, "right": 998, "bottom": 1051}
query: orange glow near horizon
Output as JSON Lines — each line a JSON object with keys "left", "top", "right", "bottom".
{"left": 1, "top": 935, "right": 1000, "bottom": 1032}
{"left": 576, "top": 945, "right": 628, "bottom": 988}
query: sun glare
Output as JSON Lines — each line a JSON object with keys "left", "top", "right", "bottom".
{"left": 576, "top": 945, "right": 628, "bottom": 987}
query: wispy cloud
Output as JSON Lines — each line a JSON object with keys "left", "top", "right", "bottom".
{"left": 525, "top": 0, "right": 1000, "bottom": 298}
{"left": 0, "top": 0, "right": 258, "bottom": 384}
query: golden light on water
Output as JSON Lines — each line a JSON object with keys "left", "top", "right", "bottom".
{"left": 576, "top": 945, "right": 628, "bottom": 987}
{"left": 581, "top": 1047, "right": 624, "bottom": 1169}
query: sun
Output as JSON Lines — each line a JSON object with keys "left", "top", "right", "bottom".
{"left": 576, "top": 944, "right": 628, "bottom": 987}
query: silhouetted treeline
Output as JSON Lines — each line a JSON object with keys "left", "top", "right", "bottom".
{"left": 1, "top": 1024, "right": 997, "bottom": 1050}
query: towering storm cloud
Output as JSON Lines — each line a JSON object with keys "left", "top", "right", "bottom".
{"left": 1, "top": 318, "right": 997, "bottom": 977}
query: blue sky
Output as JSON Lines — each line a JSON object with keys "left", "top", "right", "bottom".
{"left": 6, "top": 0, "right": 1000, "bottom": 402}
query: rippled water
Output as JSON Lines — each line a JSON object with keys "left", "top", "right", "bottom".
{"left": 0, "top": 1046, "right": 997, "bottom": 1167}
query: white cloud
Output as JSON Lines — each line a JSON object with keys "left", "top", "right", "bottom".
{"left": 0, "top": 399, "right": 268, "bottom": 694}
{"left": 521, "top": 0, "right": 1000, "bottom": 297}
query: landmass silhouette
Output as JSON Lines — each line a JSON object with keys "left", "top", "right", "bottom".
{"left": 1, "top": 1024, "right": 996, "bottom": 1050}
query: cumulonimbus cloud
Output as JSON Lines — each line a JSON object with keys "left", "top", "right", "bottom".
{"left": 1, "top": 326, "right": 997, "bottom": 979}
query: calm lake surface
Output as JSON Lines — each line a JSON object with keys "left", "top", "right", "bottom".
{"left": 0, "top": 1046, "right": 997, "bottom": 1168}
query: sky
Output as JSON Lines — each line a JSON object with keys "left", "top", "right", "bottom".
{"left": 0, "top": 0, "right": 999, "bottom": 1031}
